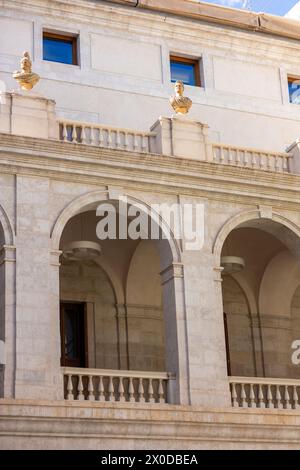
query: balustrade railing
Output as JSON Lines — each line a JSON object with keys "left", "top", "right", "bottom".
{"left": 58, "top": 119, "right": 155, "bottom": 154}
{"left": 212, "top": 143, "right": 290, "bottom": 173}
{"left": 62, "top": 367, "right": 174, "bottom": 404}
{"left": 57, "top": 119, "right": 292, "bottom": 173}
{"left": 229, "top": 377, "right": 300, "bottom": 409}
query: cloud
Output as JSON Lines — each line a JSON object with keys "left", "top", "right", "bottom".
{"left": 217, "top": 0, "right": 247, "bottom": 7}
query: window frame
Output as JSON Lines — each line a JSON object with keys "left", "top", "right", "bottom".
{"left": 287, "top": 75, "right": 300, "bottom": 104}
{"left": 43, "top": 31, "right": 78, "bottom": 66}
{"left": 170, "top": 55, "right": 201, "bottom": 87}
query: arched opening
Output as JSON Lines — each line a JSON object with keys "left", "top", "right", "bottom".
{"left": 0, "top": 223, "right": 5, "bottom": 396}
{"left": 53, "top": 193, "right": 184, "bottom": 403}
{"left": 219, "top": 217, "right": 300, "bottom": 380}
{"left": 59, "top": 209, "right": 166, "bottom": 372}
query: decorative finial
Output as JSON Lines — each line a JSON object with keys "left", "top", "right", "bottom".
{"left": 13, "top": 51, "right": 40, "bottom": 91}
{"left": 170, "top": 80, "right": 192, "bottom": 115}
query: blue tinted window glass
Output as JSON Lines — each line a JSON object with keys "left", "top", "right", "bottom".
{"left": 288, "top": 78, "right": 300, "bottom": 104}
{"left": 171, "top": 61, "right": 196, "bottom": 86}
{"left": 43, "top": 37, "right": 74, "bottom": 64}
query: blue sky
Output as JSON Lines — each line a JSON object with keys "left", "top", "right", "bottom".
{"left": 203, "top": 0, "right": 298, "bottom": 16}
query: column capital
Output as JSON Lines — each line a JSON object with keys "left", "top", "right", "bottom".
{"left": 213, "top": 266, "right": 224, "bottom": 283}
{"left": 160, "top": 262, "right": 184, "bottom": 285}
{"left": 0, "top": 245, "right": 16, "bottom": 266}
{"left": 50, "top": 249, "right": 62, "bottom": 267}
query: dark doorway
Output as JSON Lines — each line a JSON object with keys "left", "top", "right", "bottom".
{"left": 60, "top": 302, "right": 87, "bottom": 367}
{"left": 223, "top": 312, "right": 231, "bottom": 376}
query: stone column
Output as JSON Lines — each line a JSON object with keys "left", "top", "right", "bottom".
{"left": 0, "top": 245, "right": 16, "bottom": 398}
{"left": 182, "top": 250, "right": 232, "bottom": 407}
{"left": 14, "top": 175, "right": 62, "bottom": 400}
{"left": 160, "top": 263, "right": 190, "bottom": 405}
{"left": 116, "top": 303, "right": 129, "bottom": 370}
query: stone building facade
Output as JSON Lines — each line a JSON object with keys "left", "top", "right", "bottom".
{"left": 1, "top": 0, "right": 300, "bottom": 449}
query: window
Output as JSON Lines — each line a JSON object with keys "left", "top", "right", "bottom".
{"left": 288, "top": 76, "right": 300, "bottom": 104}
{"left": 170, "top": 55, "right": 201, "bottom": 87}
{"left": 43, "top": 31, "right": 78, "bottom": 65}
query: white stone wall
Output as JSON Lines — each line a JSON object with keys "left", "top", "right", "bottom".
{"left": 1, "top": 1, "right": 300, "bottom": 150}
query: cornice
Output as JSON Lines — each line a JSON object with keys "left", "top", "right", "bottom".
{"left": 1, "top": 133, "right": 300, "bottom": 210}
{"left": 3, "top": 0, "right": 300, "bottom": 64}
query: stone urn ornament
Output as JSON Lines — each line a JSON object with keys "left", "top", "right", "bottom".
{"left": 13, "top": 51, "right": 40, "bottom": 90}
{"left": 170, "top": 80, "right": 192, "bottom": 115}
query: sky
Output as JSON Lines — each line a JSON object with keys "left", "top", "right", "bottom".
{"left": 202, "top": 0, "right": 299, "bottom": 16}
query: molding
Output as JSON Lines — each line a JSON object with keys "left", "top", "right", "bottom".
{"left": 50, "top": 250, "right": 62, "bottom": 267}
{"left": 2, "top": 134, "right": 300, "bottom": 213}
{"left": 160, "top": 263, "right": 184, "bottom": 285}
{"left": 0, "top": 245, "right": 16, "bottom": 266}
{"left": 2, "top": 399, "right": 300, "bottom": 449}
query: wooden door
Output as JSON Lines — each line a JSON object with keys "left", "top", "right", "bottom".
{"left": 60, "top": 302, "right": 87, "bottom": 367}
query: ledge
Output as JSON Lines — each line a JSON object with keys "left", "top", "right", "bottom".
{"left": 106, "top": 0, "right": 300, "bottom": 42}
{"left": 1, "top": 399, "right": 300, "bottom": 449}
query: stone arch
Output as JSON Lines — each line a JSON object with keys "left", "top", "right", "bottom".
{"left": 0, "top": 203, "right": 14, "bottom": 246}
{"left": 94, "top": 258, "right": 124, "bottom": 305}
{"left": 222, "top": 274, "right": 256, "bottom": 376}
{"left": 52, "top": 190, "right": 187, "bottom": 403}
{"left": 213, "top": 209, "right": 300, "bottom": 264}
{"left": 51, "top": 190, "right": 181, "bottom": 266}
{"left": 126, "top": 240, "right": 165, "bottom": 371}
{"left": 231, "top": 272, "right": 258, "bottom": 316}
{"left": 259, "top": 250, "right": 300, "bottom": 317}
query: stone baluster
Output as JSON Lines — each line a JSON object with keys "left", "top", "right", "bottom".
{"left": 87, "top": 375, "right": 95, "bottom": 401}
{"left": 285, "top": 386, "right": 291, "bottom": 409}
{"left": 267, "top": 385, "right": 274, "bottom": 409}
{"left": 275, "top": 155, "right": 280, "bottom": 172}
{"left": 118, "top": 377, "right": 125, "bottom": 402}
{"left": 81, "top": 126, "right": 87, "bottom": 145}
{"left": 108, "top": 376, "right": 114, "bottom": 402}
{"left": 142, "top": 135, "right": 148, "bottom": 153}
{"left": 99, "top": 128, "right": 104, "bottom": 147}
{"left": 220, "top": 147, "right": 224, "bottom": 163}
{"left": 128, "top": 377, "right": 135, "bottom": 403}
{"left": 98, "top": 376, "right": 105, "bottom": 402}
{"left": 276, "top": 385, "right": 283, "bottom": 409}
{"left": 107, "top": 129, "right": 112, "bottom": 148}
{"left": 77, "top": 375, "right": 84, "bottom": 401}
{"left": 236, "top": 149, "right": 241, "bottom": 166}
{"left": 212, "top": 147, "right": 217, "bottom": 162}
{"left": 62, "top": 123, "right": 68, "bottom": 142}
{"left": 267, "top": 154, "right": 272, "bottom": 171}
{"left": 258, "top": 384, "right": 265, "bottom": 408}
{"left": 71, "top": 125, "right": 77, "bottom": 143}
{"left": 241, "top": 383, "right": 247, "bottom": 408}
{"left": 244, "top": 151, "right": 248, "bottom": 167}
{"left": 293, "top": 386, "right": 299, "bottom": 409}
{"left": 249, "top": 383, "right": 256, "bottom": 408}
{"left": 66, "top": 374, "right": 73, "bottom": 400}
{"left": 90, "top": 127, "right": 96, "bottom": 146}
{"left": 133, "top": 134, "right": 139, "bottom": 151}
{"left": 138, "top": 378, "right": 145, "bottom": 403}
{"left": 116, "top": 130, "right": 121, "bottom": 149}
{"left": 148, "top": 379, "right": 155, "bottom": 403}
{"left": 231, "top": 383, "right": 239, "bottom": 407}
{"left": 158, "top": 379, "right": 165, "bottom": 404}
{"left": 124, "top": 132, "right": 129, "bottom": 150}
